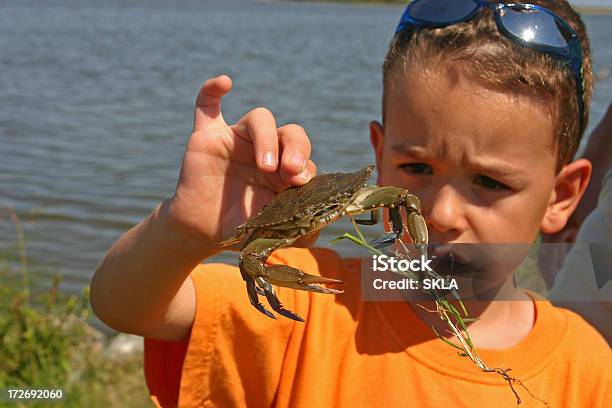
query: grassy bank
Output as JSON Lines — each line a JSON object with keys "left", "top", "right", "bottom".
{"left": 0, "top": 214, "right": 150, "bottom": 407}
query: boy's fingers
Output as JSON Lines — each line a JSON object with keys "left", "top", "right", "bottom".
{"left": 232, "top": 107, "right": 279, "bottom": 172}
{"left": 285, "top": 159, "right": 316, "bottom": 186}
{"left": 278, "top": 124, "right": 312, "bottom": 176}
{"left": 193, "top": 75, "right": 232, "bottom": 132}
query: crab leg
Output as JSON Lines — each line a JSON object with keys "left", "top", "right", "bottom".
{"left": 369, "top": 206, "right": 403, "bottom": 249}
{"left": 345, "top": 185, "right": 429, "bottom": 249}
{"left": 239, "top": 235, "right": 344, "bottom": 321}
{"left": 354, "top": 208, "right": 379, "bottom": 225}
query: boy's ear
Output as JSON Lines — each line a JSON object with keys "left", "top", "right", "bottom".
{"left": 369, "top": 120, "right": 385, "bottom": 182}
{"left": 541, "top": 159, "right": 592, "bottom": 234}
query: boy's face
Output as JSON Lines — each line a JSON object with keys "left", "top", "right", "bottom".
{"left": 371, "top": 65, "right": 559, "bottom": 246}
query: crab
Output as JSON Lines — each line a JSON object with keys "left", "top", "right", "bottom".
{"left": 218, "top": 165, "right": 428, "bottom": 321}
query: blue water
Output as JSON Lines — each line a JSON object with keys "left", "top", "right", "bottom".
{"left": 1, "top": 0, "right": 610, "bottom": 294}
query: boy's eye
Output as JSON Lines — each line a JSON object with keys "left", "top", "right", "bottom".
{"left": 474, "top": 175, "right": 508, "bottom": 190}
{"left": 400, "top": 163, "right": 432, "bottom": 175}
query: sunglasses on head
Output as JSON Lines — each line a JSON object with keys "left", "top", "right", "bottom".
{"left": 395, "top": 0, "right": 585, "bottom": 131}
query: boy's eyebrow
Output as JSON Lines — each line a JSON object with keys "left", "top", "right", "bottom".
{"left": 391, "top": 144, "right": 431, "bottom": 159}
{"left": 391, "top": 144, "right": 528, "bottom": 179}
{"left": 469, "top": 161, "right": 528, "bottom": 180}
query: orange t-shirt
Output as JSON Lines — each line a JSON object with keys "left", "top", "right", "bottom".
{"left": 144, "top": 247, "right": 611, "bottom": 408}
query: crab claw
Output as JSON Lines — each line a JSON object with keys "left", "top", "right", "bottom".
{"left": 239, "top": 267, "right": 276, "bottom": 319}
{"left": 239, "top": 255, "right": 344, "bottom": 321}
{"left": 250, "top": 277, "right": 304, "bottom": 321}
{"left": 263, "top": 292, "right": 304, "bottom": 321}
{"left": 265, "top": 264, "right": 345, "bottom": 294}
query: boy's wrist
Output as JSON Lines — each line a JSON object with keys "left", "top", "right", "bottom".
{"left": 155, "top": 199, "right": 221, "bottom": 261}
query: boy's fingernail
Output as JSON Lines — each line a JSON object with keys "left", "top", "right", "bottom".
{"left": 290, "top": 152, "right": 306, "bottom": 170}
{"left": 297, "top": 168, "right": 310, "bottom": 182}
{"left": 262, "top": 150, "right": 276, "bottom": 167}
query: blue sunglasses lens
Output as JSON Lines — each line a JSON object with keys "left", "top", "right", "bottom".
{"left": 498, "top": 7, "right": 568, "bottom": 48}
{"left": 408, "top": 0, "right": 478, "bottom": 25}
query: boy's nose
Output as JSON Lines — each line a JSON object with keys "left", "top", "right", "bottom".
{"left": 424, "top": 185, "right": 469, "bottom": 240}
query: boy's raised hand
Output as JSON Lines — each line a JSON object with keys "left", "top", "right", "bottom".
{"left": 165, "top": 75, "right": 316, "bottom": 250}
{"left": 90, "top": 75, "right": 315, "bottom": 341}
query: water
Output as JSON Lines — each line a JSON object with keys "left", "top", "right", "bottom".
{"left": 1, "top": 0, "right": 611, "bottom": 295}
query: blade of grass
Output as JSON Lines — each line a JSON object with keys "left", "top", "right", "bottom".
{"left": 330, "top": 232, "right": 384, "bottom": 256}
{"left": 431, "top": 326, "right": 463, "bottom": 350}
{"left": 349, "top": 217, "right": 367, "bottom": 243}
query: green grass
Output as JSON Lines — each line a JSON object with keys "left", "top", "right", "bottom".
{"left": 0, "top": 213, "right": 150, "bottom": 407}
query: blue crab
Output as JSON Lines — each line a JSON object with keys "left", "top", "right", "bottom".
{"left": 218, "top": 165, "right": 428, "bottom": 321}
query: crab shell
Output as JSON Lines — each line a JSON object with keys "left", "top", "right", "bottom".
{"left": 220, "top": 165, "right": 374, "bottom": 246}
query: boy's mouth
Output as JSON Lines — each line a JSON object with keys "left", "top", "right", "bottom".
{"left": 427, "top": 243, "right": 530, "bottom": 281}
{"left": 428, "top": 244, "right": 483, "bottom": 277}
{"left": 430, "top": 254, "right": 474, "bottom": 276}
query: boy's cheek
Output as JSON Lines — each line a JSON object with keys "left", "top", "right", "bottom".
{"left": 375, "top": 153, "right": 408, "bottom": 185}
{"left": 378, "top": 165, "right": 429, "bottom": 202}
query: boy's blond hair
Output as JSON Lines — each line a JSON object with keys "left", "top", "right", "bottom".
{"left": 382, "top": 0, "right": 593, "bottom": 168}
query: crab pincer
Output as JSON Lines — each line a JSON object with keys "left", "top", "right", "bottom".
{"left": 237, "top": 237, "right": 344, "bottom": 321}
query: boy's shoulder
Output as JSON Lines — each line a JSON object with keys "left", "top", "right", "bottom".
{"left": 532, "top": 298, "right": 610, "bottom": 385}
{"left": 551, "top": 302, "right": 610, "bottom": 360}
{"left": 558, "top": 303, "right": 607, "bottom": 340}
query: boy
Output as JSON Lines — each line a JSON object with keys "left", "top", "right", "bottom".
{"left": 90, "top": 0, "right": 610, "bottom": 406}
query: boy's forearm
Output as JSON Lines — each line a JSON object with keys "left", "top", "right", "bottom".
{"left": 90, "top": 199, "right": 215, "bottom": 335}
